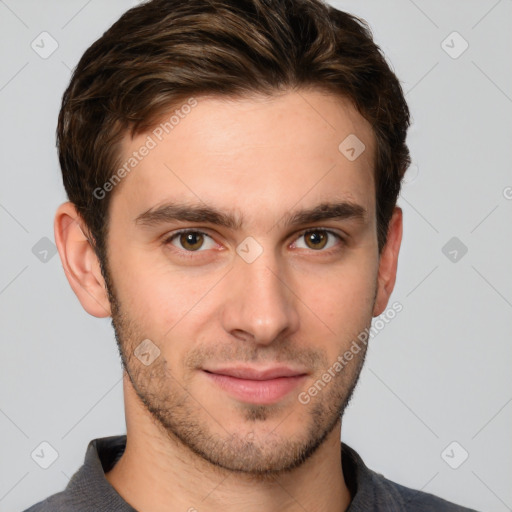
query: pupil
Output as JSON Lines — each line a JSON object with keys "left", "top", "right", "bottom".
{"left": 307, "top": 231, "right": 327, "bottom": 249}
{"left": 310, "top": 232, "right": 323, "bottom": 244}
{"left": 182, "top": 232, "right": 202, "bottom": 250}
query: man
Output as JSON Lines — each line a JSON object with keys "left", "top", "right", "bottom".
{"left": 25, "top": 0, "right": 478, "bottom": 510}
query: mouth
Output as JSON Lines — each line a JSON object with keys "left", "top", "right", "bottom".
{"left": 201, "top": 366, "right": 308, "bottom": 405}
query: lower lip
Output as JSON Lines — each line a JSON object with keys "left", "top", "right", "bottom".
{"left": 203, "top": 371, "right": 307, "bottom": 404}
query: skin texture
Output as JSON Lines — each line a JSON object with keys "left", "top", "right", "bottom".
{"left": 55, "top": 89, "right": 402, "bottom": 512}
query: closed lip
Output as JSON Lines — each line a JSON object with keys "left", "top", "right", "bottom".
{"left": 202, "top": 366, "right": 309, "bottom": 380}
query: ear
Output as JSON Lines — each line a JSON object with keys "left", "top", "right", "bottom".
{"left": 373, "top": 206, "right": 403, "bottom": 317}
{"left": 54, "top": 202, "right": 111, "bottom": 317}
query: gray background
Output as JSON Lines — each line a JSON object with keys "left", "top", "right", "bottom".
{"left": 1, "top": 0, "right": 511, "bottom": 511}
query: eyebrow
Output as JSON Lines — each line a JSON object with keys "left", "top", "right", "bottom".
{"left": 135, "top": 200, "right": 368, "bottom": 230}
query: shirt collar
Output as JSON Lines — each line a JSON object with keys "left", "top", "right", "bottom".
{"left": 63, "top": 434, "right": 403, "bottom": 511}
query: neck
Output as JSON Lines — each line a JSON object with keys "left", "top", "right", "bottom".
{"left": 105, "top": 374, "right": 352, "bottom": 512}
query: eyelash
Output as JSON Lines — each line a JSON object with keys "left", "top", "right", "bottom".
{"left": 163, "top": 228, "right": 345, "bottom": 259}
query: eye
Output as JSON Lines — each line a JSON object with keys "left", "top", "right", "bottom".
{"left": 293, "top": 229, "right": 343, "bottom": 251}
{"left": 165, "top": 230, "right": 217, "bottom": 252}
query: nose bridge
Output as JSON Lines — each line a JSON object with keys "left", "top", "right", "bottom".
{"left": 221, "top": 243, "right": 299, "bottom": 345}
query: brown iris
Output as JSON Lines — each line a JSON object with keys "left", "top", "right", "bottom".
{"left": 179, "top": 232, "right": 204, "bottom": 251}
{"left": 304, "top": 230, "right": 328, "bottom": 250}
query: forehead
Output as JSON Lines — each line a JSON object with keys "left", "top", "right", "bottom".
{"left": 111, "top": 89, "right": 376, "bottom": 225}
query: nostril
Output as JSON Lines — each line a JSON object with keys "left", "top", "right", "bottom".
{"left": 230, "top": 329, "right": 255, "bottom": 343}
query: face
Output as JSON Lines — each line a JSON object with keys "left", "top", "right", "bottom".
{"left": 104, "top": 89, "right": 381, "bottom": 475}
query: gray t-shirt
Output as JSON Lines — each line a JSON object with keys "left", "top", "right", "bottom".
{"left": 23, "top": 435, "right": 479, "bottom": 511}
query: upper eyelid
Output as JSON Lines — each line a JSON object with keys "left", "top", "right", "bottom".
{"left": 165, "top": 228, "right": 216, "bottom": 243}
{"left": 164, "top": 229, "right": 218, "bottom": 252}
{"left": 290, "top": 229, "right": 345, "bottom": 249}
{"left": 165, "top": 227, "right": 345, "bottom": 246}
{"left": 292, "top": 228, "right": 344, "bottom": 241}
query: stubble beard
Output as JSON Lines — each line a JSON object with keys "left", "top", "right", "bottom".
{"left": 103, "top": 263, "right": 372, "bottom": 478}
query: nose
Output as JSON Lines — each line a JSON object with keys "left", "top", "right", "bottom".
{"left": 220, "top": 250, "right": 300, "bottom": 346}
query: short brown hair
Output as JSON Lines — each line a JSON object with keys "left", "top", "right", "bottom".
{"left": 57, "top": 0, "right": 410, "bottom": 266}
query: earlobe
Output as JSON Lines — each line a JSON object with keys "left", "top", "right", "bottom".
{"left": 54, "top": 202, "right": 111, "bottom": 318}
{"left": 372, "top": 206, "right": 403, "bottom": 317}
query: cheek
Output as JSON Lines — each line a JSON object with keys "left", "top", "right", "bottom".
{"left": 300, "top": 261, "right": 377, "bottom": 341}
{"left": 111, "top": 252, "right": 221, "bottom": 346}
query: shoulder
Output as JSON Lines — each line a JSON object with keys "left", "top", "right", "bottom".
{"left": 370, "top": 470, "right": 479, "bottom": 511}
{"left": 341, "top": 443, "right": 479, "bottom": 511}
{"left": 21, "top": 490, "right": 73, "bottom": 512}
{"left": 21, "top": 435, "right": 130, "bottom": 512}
